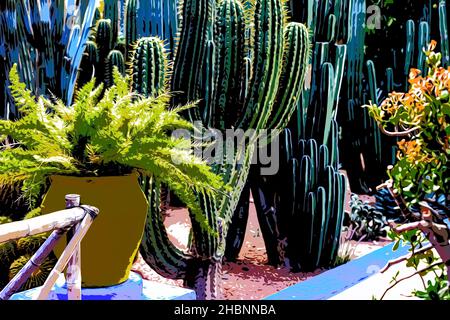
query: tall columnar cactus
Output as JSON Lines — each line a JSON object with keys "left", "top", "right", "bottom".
{"left": 95, "top": 19, "right": 114, "bottom": 85}
{"left": 284, "top": 124, "right": 346, "bottom": 271}
{"left": 105, "top": 50, "right": 126, "bottom": 87}
{"left": 139, "top": 0, "right": 310, "bottom": 299}
{"left": 77, "top": 4, "right": 130, "bottom": 88}
{"left": 213, "top": 0, "right": 246, "bottom": 129}
{"left": 339, "top": 0, "right": 450, "bottom": 193}
{"left": 78, "top": 41, "right": 99, "bottom": 88}
{"left": 268, "top": 22, "right": 311, "bottom": 132}
{"left": 249, "top": 122, "right": 346, "bottom": 270}
{"left": 230, "top": 0, "right": 350, "bottom": 268}
{"left": 104, "top": 0, "right": 120, "bottom": 43}
{"left": 125, "top": 0, "right": 179, "bottom": 58}
{"left": 130, "top": 37, "right": 167, "bottom": 97}
{"left": 0, "top": 0, "right": 98, "bottom": 119}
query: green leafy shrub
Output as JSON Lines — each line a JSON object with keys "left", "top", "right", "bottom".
{"left": 368, "top": 44, "right": 450, "bottom": 300}
{"left": 367, "top": 41, "right": 450, "bottom": 206}
{"left": 0, "top": 65, "right": 224, "bottom": 232}
{"left": 0, "top": 216, "right": 12, "bottom": 225}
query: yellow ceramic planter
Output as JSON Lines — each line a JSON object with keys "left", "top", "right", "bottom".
{"left": 41, "top": 174, "right": 148, "bottom": 288}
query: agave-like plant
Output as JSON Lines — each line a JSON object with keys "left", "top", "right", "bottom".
{"left": 0, "top": 65, "right": 224, "bottom": 231}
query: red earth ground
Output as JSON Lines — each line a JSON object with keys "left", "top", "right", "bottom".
{"left": 132, "top": 197, "right": 390, "bottom": 300}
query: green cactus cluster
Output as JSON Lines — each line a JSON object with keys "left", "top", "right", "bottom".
{"left": 78, "top": 1, "right": 179, "bottom": 90}
{"left": 78, "top": 17, "right": 126, "bottom": 88}
{"left": 282, "top": 124, "right": 346, "bottom": 271}
{"left": 130, "top": 37, "right": 168, "bottom": 97}
{"left": 339, "top": 0, "right": 450, "bottom": 193}
{"left": 229, "top": 0, "right": 350, "bottom": 270}
{"left": 0, "top": 1, "right": 98, "bottom": 119}
{"left": 138, "top": 0, "right": 311, "bottom": 298}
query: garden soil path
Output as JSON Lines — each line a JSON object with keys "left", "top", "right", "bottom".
{"left": 132, "top": 198, "right": 390, "bottom": 300}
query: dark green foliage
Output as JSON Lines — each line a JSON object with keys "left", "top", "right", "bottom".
{"left": 347, "top": 194, "right": 388, "bottom": 241}
{"left": 78, "top": 41, "right": 99, "bottom": 88}
{"left": 414, "top": 275, "right": 450, "bottom": 300}
{"left": 104, "top": 0, "right": 120, "bottom": 43}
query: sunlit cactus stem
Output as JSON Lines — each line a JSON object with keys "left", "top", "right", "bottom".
{"left": 105, "top": 50, "right": 126, "bottom": 87}
{"left": 130, "top": 37, "right": 167, "bottom": 97}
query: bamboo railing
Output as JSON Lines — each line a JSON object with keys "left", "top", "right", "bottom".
{"left": 0, "top": 194, "right": 99, "bottom": 300}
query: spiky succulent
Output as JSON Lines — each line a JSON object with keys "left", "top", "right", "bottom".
{"left": 0, "top": 65, "right": 225, "bottom": 232}
{"left": 8, "top": 254, "right": 57, "bottom": 291}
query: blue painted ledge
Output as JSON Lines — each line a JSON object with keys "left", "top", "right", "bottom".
{"left": 10, "top": 271, "right": 196, "bottom": 300}
{"left": 264, "top": 242, "right": 411, "bottom": 300}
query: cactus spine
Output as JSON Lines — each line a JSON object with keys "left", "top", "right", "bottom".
{"left": 106, "top": 50, "right": 126, "bottom": 87}
{"left": 213, "top": 0, "right": 246, "bottom": 129}
{"left": 131, "top": 37, "right": 167, "bottom": 97}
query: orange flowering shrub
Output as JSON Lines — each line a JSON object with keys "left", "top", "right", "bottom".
{"left": 367, "top": 41, "right": 450, "bottom": 205}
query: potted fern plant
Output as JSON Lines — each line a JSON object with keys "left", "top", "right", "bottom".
{"left": 0, "top": 66, "right": 223, "bottom": 288}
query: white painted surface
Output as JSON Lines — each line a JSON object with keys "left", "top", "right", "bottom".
{"left": 330, "top": 252, "right": 436, "bottom": 300}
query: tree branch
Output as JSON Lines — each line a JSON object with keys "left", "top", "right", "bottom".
{"left": 378, "top": 125, "right": 420, "bottom": 137}
{"left": 380, "top": 244, "right": 434, "bottom": 273}
{"left": 379, "top": 261, "right": 444, "bottom": 300}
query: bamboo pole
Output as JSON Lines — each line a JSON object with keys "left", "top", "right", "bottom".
{"left": 0, "top": 228, "right": 67, "bottom": 300}
{"left": 0, "top": 207, "right": 87, "bottom": 244}
{"left": 36, "top": 205, "right": 99, "bottom": 300}
{"left": 65, "top": 195, "right": 82, "bottom": 300}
